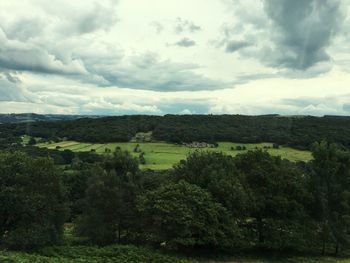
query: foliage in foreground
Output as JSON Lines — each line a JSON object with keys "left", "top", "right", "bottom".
{"left": 0, "top": 244, "right": 189, "bottom": 263}
{"left": 66, "top": 145, "right": 350, "bottom": 255}
{"left": 75, "top": 150, "right": 141, "bottom": 245}
{"left": 0, "top": 152, "right": 67, "bottom": 250}
{"left": 1, "top": 244, "right": 350, "bottom": 263}
{"left": 2, "top": 141, "right": 350, "bottom": 258}
{"left": 137, "top": 180, "right": 236, "bottom": 249}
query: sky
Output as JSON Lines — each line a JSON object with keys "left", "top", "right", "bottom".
{"left": 1, "top": 0, "right": 350, "bottom": 116}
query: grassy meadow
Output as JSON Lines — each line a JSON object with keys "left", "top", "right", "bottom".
{"left": 37, "top": 140, "right": 312, "bottom": 170}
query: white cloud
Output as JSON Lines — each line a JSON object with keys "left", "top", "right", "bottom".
{"left": 0, "top": 0, "right": 350, "bottom": 115}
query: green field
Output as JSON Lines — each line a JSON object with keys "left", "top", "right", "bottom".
{"left": 38, "top": 141, "right": 312, "bottom": 170}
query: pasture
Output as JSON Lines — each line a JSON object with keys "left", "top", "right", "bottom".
{"left": 37, "top": 141, "right": 312, "bottom": 170}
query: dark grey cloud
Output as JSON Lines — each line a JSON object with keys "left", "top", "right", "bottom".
{"left": 174, "top": 37, "right": 196, "bottom": 47}
{"left": 174, "top": 18, "right": 201, "bottom": 34}
{"left": 0, "top": 19, "right": 226, "bottom": 93}
{"left": 263, "top": 0, "right": 345, "bottom": 70}
{"left": 225, "top": 40, "right": 251, "bottom": 53}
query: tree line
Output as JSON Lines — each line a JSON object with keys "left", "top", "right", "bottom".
{"left": 1, "top": 141, "right": 350, "bottom": 256}
{"left": 2, "top": 115, "right": 350, "bottom": 149}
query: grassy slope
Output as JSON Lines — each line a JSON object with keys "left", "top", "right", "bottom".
{"left": 37, "top": 141, "right": 312, "bottom": 170}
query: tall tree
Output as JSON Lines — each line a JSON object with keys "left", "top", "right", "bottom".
{"left": 173, "top": 151, "right": 248, "bottom": 217}
{"left": 137, "top": 180, "right": 236, "bottom": 250}
{"left": 311, "top": 141, "right": 350, "bottom": 255}
{"left": 76, "top": 149, "right": 140, "bottom": 245}
{"left": 0, "top": 152, "right": 67, "bottom": 250}
{"left": 234, "top": 150, "right": 309, "bottom": 249}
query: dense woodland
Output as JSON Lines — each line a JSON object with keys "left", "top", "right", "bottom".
{"left": 1, "top": 115, "right": 350, "bottom": 149}
{"left": 1, "top": 115, "right": 350, "bottom": 259}
{"left": 1, "top": 142, "right": 350, "bottom": 257}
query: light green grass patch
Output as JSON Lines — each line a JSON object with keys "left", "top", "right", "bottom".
{"left": 38, "top": 141, "right": 312, "bottom": 170}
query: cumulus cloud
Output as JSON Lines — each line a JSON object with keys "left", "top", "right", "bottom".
{"left": 3, "top": 17, "right": 45, "bottom": 41}
{"left": 0, "top": 28, "right": 87, "bottom": 75}
{"left": 0, "top": 78, "right": 24, "bottom": 102}
{"left": 1, "top": 0, "right": 350, "bottom": 115}
{"left": 173, "top": 37, "right": 196, "bottom": 47}
{"left": 174, "top": 18, "right": 201, "bottom": 34}
{"left": 59, "top": 2, "right": 119, "bottom": 35}
{"left": 149, "top": 17, "right": 201, "bottom": 36}
{"left": 0, "top": 73, "right": 34, "bottom": 103}
{"left": 80, "top": 52, "right": 226, "bottom": 91}
{"left": 0, "top": 5, "right": 226, "bottom": 92}
{"left": 0, "top": 0, "right": 119, "bottom": 77}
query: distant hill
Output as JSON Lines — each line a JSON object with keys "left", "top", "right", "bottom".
{"left": 2, "top": 114, "right": 350, "bottom": 150}
{"left": 0, "top": 113, "right": 99, "bottom": 124}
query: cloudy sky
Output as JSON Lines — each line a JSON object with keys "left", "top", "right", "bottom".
{"left": 1, "top": 0, "right": 350, "bottom": 116}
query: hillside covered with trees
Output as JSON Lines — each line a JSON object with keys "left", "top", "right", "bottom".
{"left": 1, "top": 115, "right": 350, "bottom": 149}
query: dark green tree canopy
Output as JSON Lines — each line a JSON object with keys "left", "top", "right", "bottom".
{"left": 76, "top": 149, "right": 141, "bottom": 245}
{"left": 137, "top": 180, "right": 235, "bottom": 249}
{"left": 235, "top": 150, "right": 307, "bottom": 220}
{"left": 0, "top": 152, "right": 67, "bottom": 250}
{"left": 173, "top": 151, "right": 247, "bottom": 216}
{"left": 311, "top": 141, "right": 350, "bottom": 255}
{"left": 234, "top": 150, "right": 310, "bottom": 247}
